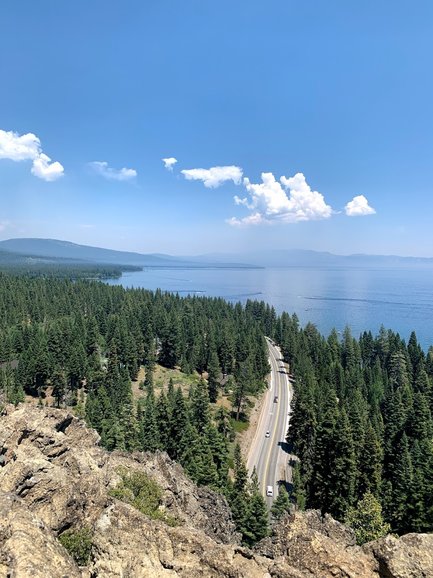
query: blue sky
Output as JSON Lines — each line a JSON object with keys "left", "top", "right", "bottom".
{"left": 1, "top": 0, "right": 433, "bottom": 256}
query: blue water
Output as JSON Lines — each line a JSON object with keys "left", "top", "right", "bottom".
{"left": 107, "top": 267, "right": 433, "bottom": 350}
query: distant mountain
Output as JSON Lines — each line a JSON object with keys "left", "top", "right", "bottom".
{"left": 0, "top": 239, "right": 257, "bottom": 268}
{"left": 0, "top": 248, "right": 81, "bottom": 266}
{"left": 0, "top": 248, "right": 143, "bottom": 279}
{"left": 2, "top": 239, "right": 431, "bottom": 270}
{"left": 194, "top": 249, "right": 433, "bottom": 268}
{"left": 0, "top": 238, "right": 179, "bottom": 267}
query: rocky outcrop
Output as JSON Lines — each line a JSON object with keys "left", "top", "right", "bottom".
{"left": 364, "top": 533, "right": 433, "bottom": 577}
{"left": 0, "top": 492, "right": 82, "bottom": 578}
{"left": 255, "top": 510, "right": 377, "bottom": 577}
{"left": 0, "top": 405, "right": 238, "bottom": 545}
{"left": 0, "top": 405, "right": 432, "bottom": 578}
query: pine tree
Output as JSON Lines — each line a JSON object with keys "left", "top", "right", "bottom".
{"left": 140, "top": 385, "right": 160, "bottom": 452}
{"left": 156, "top": 391, "right": 171, "bottom": 452}
{"left": 215, "top": 406, "right": 232, "bottom": 439}
{"left": 67, "top": 341, "right": 87, "bottom": 392}
{"left": 218, "top": 329, "right": 235, "bottom": 375}
{"left": 309, "top": 394, "right": 338, "bottom": 513}
{"left": 103, "top": 419, "right": 126, "bottom": 451}
{"left": 388, "top": 433, "right": 413, "bottom": 533}
{"left": 345, "top": 492, "right": 390, "bottom": 545}
{"left": 0, "top": 366, "right": 24, "bottom": 405}
{"left": 51, "top": 368, "right": 67, "bottom": 408}
{"left": 242, "top": 469, "right": 269, "bottom": 546}
{"left": 271, "top": 485, "right": 291, "bottom": 520}
{"left": 328, "top": 408, "right": 357, "bottom": 519}
{"left": 406, "top": 392, "right": 433, "bottom": 441}
{"left": 167, "top": 376, "right": 175, "bottom": 404}
{"left": 178, "top": 421, "right": 201, "bottom": 482}
{"left": 190, "top": 378, "right": 211, "bottom": 434}
{"left": 382, "top": 386, "right": 406, "bottom": 480}
{"left": 286, "top": 375, "right": 316, "bottom": 486}
{"left": 233, "top": 357, "right": 254, "bottom": 420}
{"left": 409, "top": 440, "right": 428, "bottom": 532}
{"left": 291, "top": 462, "right": 306, "bottom": 510}
{"left": 358, "top": 422, "right": 382, "bottom": 496}
{"left": 207, "top": 348, "right": 220, "bottom": 403}
{"left": 167, "top": 387, "right": 188, "bottom": 460}
{"left": 230, "top": 444, "right": 249, "bottom": 532}
{"left": 206, "top": 424, "right": 229, "bottom": 487}
{"left": 179, "top": 423, "right": 218, "bottom": 487}
{"left": 158, "top": 312, "right": 181, "bottom": 368}
{"left": 144, "top": 340, "right": 157, "bottom": 388}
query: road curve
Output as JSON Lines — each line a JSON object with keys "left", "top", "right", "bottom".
{"left": 247, "top": 337, "right": 293, "bottom": 507}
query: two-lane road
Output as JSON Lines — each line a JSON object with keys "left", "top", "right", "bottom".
{"left": 247, "top": 338, "right": 292, "bottom": 506}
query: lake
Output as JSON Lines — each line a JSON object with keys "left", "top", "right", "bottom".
{"left": 107, "top": 266, "right": 433, "bottom": 350}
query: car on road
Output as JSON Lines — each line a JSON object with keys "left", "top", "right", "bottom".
{"left": 266, "top": 485, "right": 273, "bottom": 497}
{"left": 274, "top": 395, "right": 278, "bottom": 403}
{"left": 265, "top": 430, "right": 270, "bottom": 437}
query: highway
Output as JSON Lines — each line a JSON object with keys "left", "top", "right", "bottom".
{"left": 247, "top": 337, "right": 293, "bottom": 507}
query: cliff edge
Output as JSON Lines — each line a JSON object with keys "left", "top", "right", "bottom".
{"left": 0, "top": 405, "right": 431, "bottom": 577}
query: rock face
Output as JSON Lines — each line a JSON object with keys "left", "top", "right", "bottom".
{"left": 364, "top": 533, "right": 433, "bottom": 578}
{"left": 255, "top": 510, "right": 377, "bottom": 577}
{"left": 0, "top": 405, "right": 432, "bottom": 577}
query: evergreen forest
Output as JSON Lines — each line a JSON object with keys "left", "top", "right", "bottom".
{"left": 0, "top": 274, "right": 270, "bottom": 544}
{"left": 0, "top": 273, "right": 432, "bottom": 539}
{"left": 277, "top": 313, "right": 433, "bottom": 535}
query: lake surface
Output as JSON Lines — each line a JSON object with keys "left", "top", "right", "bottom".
{"left": 107, "top": 266, "right": 433, "bottom": 350}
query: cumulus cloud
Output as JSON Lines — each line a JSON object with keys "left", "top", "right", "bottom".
{"left": 31, "top": 153, "right": 64, "bottom": 182}
{"left": 162, "top": 157, "right": 177, "bottom": 171}
{"left": 228, "top": 171, "right": 333, "bottom": 225}
{"left": 181, "top": 165, "right": 243, "bottom": 188}
{"left": 0, "top": 130, "right": 40, "bottom": 161}
{"left": 0, "top": 129, "right": 64, "bottom": 181}
{"left": 344, "top": 194, "right": 376, "bottom": 216}
{"left": 227, "top": 213, "right": 264, "bottom": 226}
{"left": 89, "top": 161, "right": 137, "bottom": 181}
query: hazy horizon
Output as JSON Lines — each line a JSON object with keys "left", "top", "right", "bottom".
{"left": 3, "top": 236, "right": 433, "bottom": 262}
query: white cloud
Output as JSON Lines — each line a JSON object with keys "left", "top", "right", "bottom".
{"left": 31, "top": 153, "right": 64, "bottom": 182}
{"left": 228, "top": 171, "right": 333, "bottom": 225}
{"left": 233, "top": 194, "right": 254, "bottom": 208}
{"left": 0, "top": 130, "right": 40, "bottom": 161}
{"left": 181, "top": 165, "right": 243, "bottom": 188}
{"left": 162, "top": 157, "right": 177, "bottom": 171}
{"left": 89, "top": 161, "right": 137, "bottom": 181}
{"left": 345, "top": 194, "right": 376, "bottom": 216}
{"left": 0, "top": 129, "right": 64, "bottom": 181}
{"left": 227, "top": 213, "right": 264, "bottom": 226}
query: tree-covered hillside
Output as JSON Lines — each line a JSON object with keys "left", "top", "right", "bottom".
{"left": 1, "top": 273, "right": 432, "bottom": 539}
{"left": 0, "top": 274, "right": 270, "bottom": 544}
{"left": 273, "top": 313, "right": 433, "bottom": 535}
{"left": 0, "top": 248, "right": 141, "bottom": 278}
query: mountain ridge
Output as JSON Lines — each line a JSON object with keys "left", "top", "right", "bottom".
{"left": 0, "top": 238, "right": 258, "bottom": 269}
{"left": 2, "top": 238, "right": 433, "bottom": 269}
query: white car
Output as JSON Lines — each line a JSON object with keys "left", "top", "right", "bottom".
{"left": 265, "top": 430, "right": 270, "bottom": 438}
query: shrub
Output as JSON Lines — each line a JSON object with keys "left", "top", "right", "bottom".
{"left": 109, "top": 467, "right": 179, "bottom": 527}
{"left": 59, "top": 527, "right": 92, "bottom": 566}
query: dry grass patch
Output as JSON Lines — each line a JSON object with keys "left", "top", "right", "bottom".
{"left": 153, "top": 365, "right": 202, "bottom": 393}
